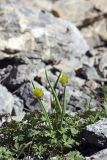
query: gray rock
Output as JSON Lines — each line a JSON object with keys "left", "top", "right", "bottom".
{"left": 99, "top": 53, "right": 107, "bottom": 78}
{"left": 52, "top": 0, "right": 107, "bottom": 47}
{"left": 76, "top": 64, "right": 107, "bottom": 82}
{"left": 0, "top": 65, "right": 12, "bottom": 83}
{"left": 0, "top": 55, "right": 45, "bottom": 91}
{"left": 21, "top": 0, "right": 53, "bottom": 11}
{"left": 12, "top": 95, "right": 25, "bottom": 121}
{"left": 67, "top": 85, "right": 99, "bottom": 113}
{"left": 0, "top": 84, "right": 14, "bottom": 114}
{"left": 86, "top": 148, "right": 107, "bottom": 160}
{"left": 16, "top": 81, "right": 51, "bottom": 112}
{"left": 83, "top": 119, "right": 107, "bottom": 148}
{"left": 81, "top": 26, "right": 103, "bottom": 48}
{"left": 0, "top": 1, "right": 89, "bottom": 59}
{"left": 90, "top": 0, "right": 107, "bottom": 13}
{"left": 52, "top": 0, "right": 96, "bottom": 27}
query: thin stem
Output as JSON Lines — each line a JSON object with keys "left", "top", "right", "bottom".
{"left": 17, "top": 141, "right": 32, "bottom": 159}
{"left": 60, "top": 86, "right": 66, "bottom": 128}
{"left": 54, "top": 71, "right": 62, "bottom": 90}
{"left": 31, "top": 81, "right": 35, "bottom": 89}
{"left": 38, "top": 99, "right": 53, "bottom": 130}
{"left": 45, "top": 69, "right": 62, "bottom": 114}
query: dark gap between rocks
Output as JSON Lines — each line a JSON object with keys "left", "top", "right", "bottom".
{"left": 0, "top": 57, "right": 26, "bottom": 69}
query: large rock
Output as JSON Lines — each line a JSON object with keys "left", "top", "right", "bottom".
{"left": 0, "top": 1, "right": 89, "bottom": 59}
{"left": 52, "top": 0, "right": 97, "bottom": 27}
{"left": 52, "top": 0, "right": 107, "bottom": 47}
{"left": 0, "top": 84, "right": 25, "bottom": 125}
{"left": 86, "top": 148, "right": 107, "bottom": 160}
{"left": 0, "top": 84, "right": 14, "bottom": 114}
{"left": 12, "top": 95, "right": 25, "bottom": 121}
{"left": 82, "top": 119, "right": 107, "bottom": 148}
{"left": 0, "top": 56, "right": 45, "bottom": 91}
{"left": 20, "top": 0, "right": 53, "bottom": 11}
{"left": 90, "top": 0, "right": 107, "bottom": 13}
{"left": 81, "top": 18, "right": 107, "bottom": 47}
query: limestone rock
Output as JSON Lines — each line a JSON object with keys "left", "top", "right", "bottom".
{"left": 83, "top": 119, "right": 107, "bottom": 148}
{"left": 52, "top": 0, "right": 97, "bottom": 26}
{"left": 0, "top": 1, "right": 89, "bottom": 59}
{"left": 86, "top": 148, "right": 107, "bottom": 160}
{"left": 0, "top": 84, "right": 14, "bottom": 114}
{"left": 21, "top": 0, "right": 53, "bottom": 11}
{"left": 90, "top": 0, "right": 107, "bottom": 13}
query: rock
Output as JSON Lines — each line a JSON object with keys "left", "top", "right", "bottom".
{"left": 54, "top": 58, "right": 82, "bottom": 73}
{"left": 0, "top": 56, "right": 45, "bottom": 91}
{"left": 90, "top": 0, "right": 107, "bottom": 13}
{"left": 52, "top": 0, "right": 107, "bottom": 48}
{"left": 99, "top": 53, "right": 107, "bottom": 78}
{"left": 0, "top": 65, "right": 12, "bottom": 84}
{"left": 80, "top": 27, "right": 103, "bottom": 48}
{"left": 0, "top": 1, "right": 89, "bottom": 59}
{"left": 76, "top": 64, "right": 107, "bottom": 82}
{"left": 52, "top": 0, "right": 96, "bottom": 27}
{"left": 82, "top": 119, "right": 107, "bottom": 148}
{"left": 0, "top": 84, "right": 14, "bottom": 114}
{"left": 86, "top": 148, "right": 107, "bottom": 160}
{"left": 67, "top": 86, "right": 98, "bottom": 113}
{"left": 0, "top": 84, "right": 25, "bottom": 125}
{"left": 16, "top": 81, "right": 51, "bottom": 112}
{"left": 21, "top": 0, "right": 53, "bottom": 11}
{"left": 12, "top": 95, "right": 25, "bottom": 121}
{"left": 94, "top": 19, "right": 107, "bottom": 42}
{"left": 52, "top": 0, "right": 107, "bottom": 47}
{"left": 86, "top": 80, "right": 100, "bottom": 90}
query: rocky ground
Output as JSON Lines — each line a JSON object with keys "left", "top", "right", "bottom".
{"left": 0, "top": 0, "right": 107, "bottom": 159}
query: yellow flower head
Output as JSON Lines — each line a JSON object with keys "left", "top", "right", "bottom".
{"left": 33, "top": 87, "right": 44, "bottom": 99}
{"left": 59, "top": 73, "right": 69, "bottom": 85}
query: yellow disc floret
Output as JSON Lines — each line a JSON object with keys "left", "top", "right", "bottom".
{"left": 59, "top": 73, "right": 69, "bottom": 85}
{"left": 33, "top": 87, "right": 44, "bottom": 99}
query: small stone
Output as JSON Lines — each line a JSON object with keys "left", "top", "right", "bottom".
{"left": 86, "top": 80, "right": 100, "bottom": 90}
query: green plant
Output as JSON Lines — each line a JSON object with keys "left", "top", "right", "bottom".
{"left": 0, "top": 147, "right": 14, "bottom": 160}
{"left": 0, "top": 71, "right": 107, "bottom": 159}
{"left": 67, "top": 151, "right": 85, "bottom": 160}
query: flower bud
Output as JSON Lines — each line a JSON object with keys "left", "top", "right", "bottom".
{"left": 33, "top": 87, "right": 44, "bottom": 99}
{"left": 59, "top": 73, "right": 69, "bottom": 85}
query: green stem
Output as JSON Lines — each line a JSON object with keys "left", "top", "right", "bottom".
{"left": 38, "top": 99, "right": 53, "bottom": 130}
{"left": 54, "top": 71, "right": 62, "bottom": 90}
{"left": 31, "top": 81, "right": 35, "bottom": 89}
{"left": 60, "top": 86, "right": 66, "bottom": 128}
{"left": 45, "top": 69, "right": 62, "bottom": 114}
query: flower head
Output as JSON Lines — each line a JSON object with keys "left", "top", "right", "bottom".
{"left": 59, "top": 73, "right": 69, "bottom": 86}
{"left": 33, "top": 87, "right": 44, "bottom": 99}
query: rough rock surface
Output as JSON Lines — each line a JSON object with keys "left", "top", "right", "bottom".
{"left": 52, "top": 0, "right": 107, "bottom": 47}
{"left": 0, "top": 84, "right": 25, "bottom": 124}
{"left": 52, "top": 0, "right": 96, "bottom": 26}
{"left": 82, "top": 119, "right": 107, "bottom": 148}
{"left": 0, "top": 84, "right": 14, "bottom": 114}
{"left": 86, "top": 148, "right": 107, "bottom": 160}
